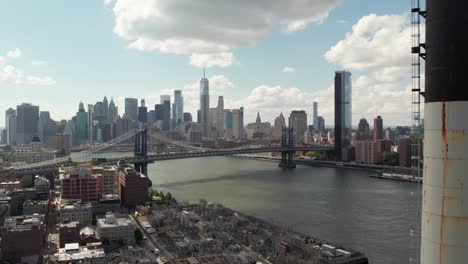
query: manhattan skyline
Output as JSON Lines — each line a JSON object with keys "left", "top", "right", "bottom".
{"left": 1, "top": 0, "right": 413, "bottom": 126}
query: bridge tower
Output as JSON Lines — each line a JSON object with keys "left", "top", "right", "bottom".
{"left": 134, "top": 128, "right": 149, "bottom": 175}
{"left": 279, "top": 127, "right": 296, "bottom": 168}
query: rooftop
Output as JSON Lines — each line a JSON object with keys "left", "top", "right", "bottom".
{"left": 57, "top": 242, "right": 105, "bottom": 261}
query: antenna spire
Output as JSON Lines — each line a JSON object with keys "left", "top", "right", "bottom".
{"left": 203, "top": 64, "right": 206, "bottom": 79}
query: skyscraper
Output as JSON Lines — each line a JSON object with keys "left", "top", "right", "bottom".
{"left": 75, "top": 102, "right": 88, "bottom": 144}
{"left": 160, "top": 96, "right": 171, "bottom": 131}
{"left": 217, "top": 96, "right": 225, "bottom": 138}
{"left": 108, "top": 98, "right": 118, "bottom": 123}
{"left": 289, "top": 111, "right": 308, "bottom": 144}
{"left": 356, "top": 118, "right": 370, "bottom": 141}
{"left": 200, "top": 69, "right": 210, "bottom": 138}
{"left": 102, "top": 96, "right": 109, "bottom": 124}
{"left": 373, "top": 115, "right": 383, "bottom": 142}
{"left": 173, "top": 90, "right": 184, "bottom": 125}
{"left": 124, "top": 98, "right": 138, "bottom": 121}
{"left": 87, "top": 104, "right": 94, "bottom": 144}
{"left": 232, "top": 107, "right": 244, "bottom": 140}
{"left": 5, "top": 108, "right": 16, "bottom": 145}
{"left": 334, "top": 71, "right": 352, "bottom": 161}
{"left": 138, "top": 99, "right": 147, "bottom": 125}
{"left": 16, "top": 103, "right": 39, "bottom": 145}
{"left": 317, "top": 116, "right": 325, "bottom": 132}
{"left": 313, "top": 102, "right": 318, "bottom": 132}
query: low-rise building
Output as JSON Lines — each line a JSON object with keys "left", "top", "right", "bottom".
{"left": 60, "top": 165, "right": 101, "bottom": 202}
{"left": 34, "top": 175, "right": 50, "bottom": 192}
{"left": 96, "top": 212, "right": 136, "bottom": 244}
{"left": 13, "top": 141, "right": 56, "bottom": 165}
{"left": 59, "top": 221, "right": 81, "bottom": 247}
{"left": 0, "top": 214, "right": 45, "bottom": 264}
{"left": 23, "top": 199, "right": 48, "bottom": 215}
{"left": 58, "top": 200, "right": 92, "bottom": 226}
{"left": 118, "top": 166, "right": 151, "bottom": 208}
{"left": 56, "top": 242, "right": 106, "bottom": 264}
{"left": 0, "top": 180, "right": 21, "bottom": 191}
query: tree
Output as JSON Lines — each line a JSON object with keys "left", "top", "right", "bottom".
{"left": 135, "top": 229, "right": 144, "bottom": 243}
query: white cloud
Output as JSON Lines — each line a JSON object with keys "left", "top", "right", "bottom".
{"left": 6, "top": 48, "right": 22, "bottom": 58}
{"left": 323, "top": 13, "right": 415, "bottom": 125}
{"left": 110, "top": 0, "right": 340, "bottom": 67}
{"left": 282, "top": 66, "right": 296, "bottom": 73}
{"left": 31, "top": 60, "right": 48, "bottom": 66}
{"left": 325, "top": 13, "right": 411, "bottom": 72}
{"left": 104, "top": 0, "right": 115, "bottom": 6}
{"left": 0, "top": 53, "right": 56, "bottom": 86}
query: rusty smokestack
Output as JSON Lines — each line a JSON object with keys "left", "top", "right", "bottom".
{"left": 421, "top": 0, "right": 468, "bottom": 263}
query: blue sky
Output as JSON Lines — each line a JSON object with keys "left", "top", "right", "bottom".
{"left": 0, "top": 0, "right": 413, "bottom": 127}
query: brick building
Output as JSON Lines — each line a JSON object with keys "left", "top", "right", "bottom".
{"left": 60, "top": 166, "right": 101, "bottom": 202}
{"left": 118, "top": 166, "right": 152, "bottom": 208}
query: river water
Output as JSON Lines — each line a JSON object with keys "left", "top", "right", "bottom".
{"left": 147, "top": 157, "right": 421, "bottom": 264}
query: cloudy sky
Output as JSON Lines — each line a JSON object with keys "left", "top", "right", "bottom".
{"left": 0, "top": 0, "right": 417, "bottom": 127}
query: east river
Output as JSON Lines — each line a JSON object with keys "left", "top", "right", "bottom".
{"left": 147, "top": 157, "right": 421, "bottom": 264}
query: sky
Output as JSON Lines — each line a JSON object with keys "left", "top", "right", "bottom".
{"left": 0, "top": 0, "right": 417, "bottom": 128}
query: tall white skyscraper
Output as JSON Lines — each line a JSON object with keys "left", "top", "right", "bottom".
{"left": 200, "top": 69, "right": 210, "bottom": 138}
{"left": 313, "top": 102, "right": 318, "bottom": 132}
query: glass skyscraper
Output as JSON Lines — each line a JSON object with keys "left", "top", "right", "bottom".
{"left": 200, "top": 72, "right": 210, "bottom": 138}
{"left": 16, "top": 103, "right": 39, "bottom": 145}
{"left": 334, "top": 71, "right": 352, "bottom": 161}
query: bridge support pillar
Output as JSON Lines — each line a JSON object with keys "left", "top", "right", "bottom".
{"left": 279, "top": 127, "right": 296, "bottom": 168}
{"left": 134, "top": 128, "right": 149, "bottom": 175}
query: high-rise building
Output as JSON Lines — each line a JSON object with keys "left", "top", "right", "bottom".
{"left": 16, "top": 103, "right": 39, "bottom": 145}
{"left": 137, "top": 99, "right": 147, "bottom": 125}
{"left": 232, "top": 107, "right": 244, "bottom": 140}
{"left": 183, "top": 112, "right": 192, "bottom": 123}
{"left": 160, "top": 95, "right": 170, "bottom": 105}
{"left": 108, "top": 98, "right": 118, "bottom": 123}
{"left": 373, "top": 115, "right": 383, "bottom": 142}
{"left": 124, "top": 98, "right": 138, "bottom": 121}
{"left": 5, "top": 108, "right": 16, "bottom": 145}
{"left": 174, "top": 90, "right": 184, "bottom": 125}
{"left": 317, "top": 116, "right": 325, "bottom": 132}
{"left": 398, "top": 137, "right": 411, "bottom": 167}
{"left": 75, "top": 102, "right": 88, "bottom": 144}
{"left": 334, "top": 71, "right": 352, "bottom": 161}
{"left": 313, "top": 102, "right": 318, "bottom": 132}
{"left": 217, "top": 96, "right": 225, "bottom": 138}
{"left": 200, "top": 69, "right": 210, "bottom": 138}
{"left": 224, "top": 110, "right": 233, "bottom": 139}
{"left": 356, "top": 118, "right": 370, "bottom": 141}
{"left": 102, "top": 96, "right": 109, "bottom": 124}
{"left": 272, "top": 113, "right": 286, "bottom": 139}
{"left": 87, "top": 104, "right": 94, "bottom": 144}
{"left": 289, "top": 111, "right": 308, "bottom": 144}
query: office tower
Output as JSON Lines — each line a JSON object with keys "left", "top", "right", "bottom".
{"left": 224, "top": 110, "right": 233, "bottom": 139}
{"left": 108, "top": 98, "right": 118, "bottom": 123}
{"left": 115, "top": 116, "right": 133, "bottom": 137}
{"left": 16, "top": 103, "right": 39, "bottom": 145}
{"left": 246, "top": 112, "right": 271, "bottom": 139}
{"left": 75, "top": 102, "right": 88, "bottom": 144}
{"left": 160, "top": 95, "right": 170, "bottom": 105}
{"left": 317, "top": 116, "right": 325, "bottom": 132}
{"left": 334, "top": 71, "right": 352, "bottom": 161}
{"left": 398, "top": 137, "right": 411, "bottom": 167}
{"left": 272, "top": 113, "right": 286, "bottom": 139}
{"left": 174, "top": 90, "right": 184, "bottom": 125}
{"left": 183, "top": 112, "right": 192, "bottom": 123}
{"left": 87, "top": 104, "right": 94, "bottom": 144}
{"left": 200, "top": 69, "right": 210, "bottom": 138}
{"left": 313, "top": 102, "right": 318, "bottom": 131}
{"left": 138, "top": 99, "right": 147, "bottom": 124}
{"left": 232, "top": 107, "right": 244, "bottom": 140}
{"left": 5, "top": 108, "right": 16, "bottom": 145}
{"left": 373, "top": 115, "right": 383, "bottom": 142}
{"left": 38, "top": 111, "right": 51, "bottom": 144}
{"left": 102, "top": 96, "right": 109, "bottom": 124}
{"left": 217, "top": 96, "right": 225, "bottom": 138}
{"left": 124, "top": 98, "right": 138, "bottom": 121}
{"left": 289, "top": 111, "right": 308, "bottom": 144}
{"left": 356, "top": 118, "right": 370, "bottom": 141}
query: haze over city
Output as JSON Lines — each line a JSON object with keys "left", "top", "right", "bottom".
{"left": 1, "top": 0, "right": 413, "bottom": 126}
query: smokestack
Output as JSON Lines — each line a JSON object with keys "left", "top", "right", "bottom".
{"left": 421, "top": 0, "right": 468, "bottom": 263}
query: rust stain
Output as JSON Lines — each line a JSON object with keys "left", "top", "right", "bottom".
{"left": 440, "top": 102, "right": 448, "bottom": 264}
